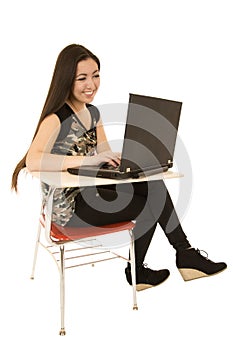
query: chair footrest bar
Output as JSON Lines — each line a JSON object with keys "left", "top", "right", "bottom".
{"left": 65, "top": 256, "right": 118, "bottom": 269}
{"left": 61, "top": 250, "right": 111, "bottom": 261}
{"left": 52, "top": 244, "right": 103, "bottom": 254}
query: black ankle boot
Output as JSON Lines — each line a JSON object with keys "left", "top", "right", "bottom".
{"left": 176, "top": 248, "right": 227, "bottom": 281}
{"left": 125, "top": 264, "right": 170, "bottom": 291}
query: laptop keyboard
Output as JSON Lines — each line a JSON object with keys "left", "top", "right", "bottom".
{"left": 101, "top": 163, "right": 120, "bottom": 171}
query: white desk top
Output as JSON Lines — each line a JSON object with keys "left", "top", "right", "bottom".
{"left": 30, "top": 170, "right": 183, "bottom": 188}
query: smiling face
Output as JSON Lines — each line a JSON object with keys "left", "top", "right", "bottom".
{"left": 68, "top": 58, "right": 100, "bottom": 111}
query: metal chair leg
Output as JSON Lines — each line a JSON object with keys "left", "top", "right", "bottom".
{"left": 59, "top": 245, "right": 66, "bottom": 336}
{"left": 129, "top": 229, "right": 138, "bottom": 310}
{"left": 30, "top": 223, "right": 42, "bottom": 279}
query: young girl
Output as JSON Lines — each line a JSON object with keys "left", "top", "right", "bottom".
{"left": 12, "top": 44, "right": 226, "bottom": 291}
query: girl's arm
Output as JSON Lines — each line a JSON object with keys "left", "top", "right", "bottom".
{"left": 26, "top": 114, "right": 120, "bottom": 172}
{"left": 96, "top": 118, "right": 121, "bottom": 165}
{"left": 26, "top": 114, "right": 87, "bottom": 171}
{"left": 96, "top": 118, "right": 112, "bottom": 153}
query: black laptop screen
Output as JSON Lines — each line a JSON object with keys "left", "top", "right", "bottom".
{"left": 120, "top": 94, "right": 182, "bottom": 172}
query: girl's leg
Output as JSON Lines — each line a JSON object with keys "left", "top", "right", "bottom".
{"left": 68, "top": 181, "right": 191, "bottom": 259}
{"left": 126, "top": 180, "right": 227, "bottom": 281}
{"left": 68, "top": 182, "right": 227, "bottom": 283}
{"left": 67, "top": 184, "right": 149, "bottom": 227}
{"left": 67, "top": 184, "right": 170, "bottom": 290}
{"left": 68, "top": 182, "right": 166, "bottom": 262}
{"left": 123, "top": 180, "right": 191, "bottom": 255}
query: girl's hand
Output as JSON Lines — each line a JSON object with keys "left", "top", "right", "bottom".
{"left": 82, "top": 151, "right": 121, "bottom": 167}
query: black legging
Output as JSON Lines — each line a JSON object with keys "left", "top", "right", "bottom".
{"left": 67, "top": 180, "right": 191, "bottom": 265}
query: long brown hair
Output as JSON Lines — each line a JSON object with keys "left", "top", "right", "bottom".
{"left": 11, "top": 44, "right": 100, "bottom": 191}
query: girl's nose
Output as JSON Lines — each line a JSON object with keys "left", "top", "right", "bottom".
{"left": 86, "top": 78, "right": 95, "bottom": 89}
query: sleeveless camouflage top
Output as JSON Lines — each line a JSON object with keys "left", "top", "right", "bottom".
{"left": 41, "top": 103, "right": 100, "bottom": 226}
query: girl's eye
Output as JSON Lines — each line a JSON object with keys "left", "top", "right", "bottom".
{"left": 76, "top": 77, "right": 86, "bottom": 81}
{"left": 75, "top": 74, "right": 100, "bottom": 81}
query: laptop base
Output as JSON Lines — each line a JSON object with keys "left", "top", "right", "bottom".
{"left": 67, "top": 165, "right": 168, "bottom": 179}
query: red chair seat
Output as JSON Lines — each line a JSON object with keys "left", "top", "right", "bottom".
{"left": 40, "top": 215, "right": 135, "bottom": 243}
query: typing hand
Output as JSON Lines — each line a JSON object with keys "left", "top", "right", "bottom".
{"left": 83, "top": 151, "right": 121, "bottom": 167}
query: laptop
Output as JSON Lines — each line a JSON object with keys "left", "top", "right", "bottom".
{"left": 67, "top": 93, "right": 182, "bottom": 179}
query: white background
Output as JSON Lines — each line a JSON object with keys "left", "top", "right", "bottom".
{"left": 1, "top": 0, "right": 232, "bottom": 348}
